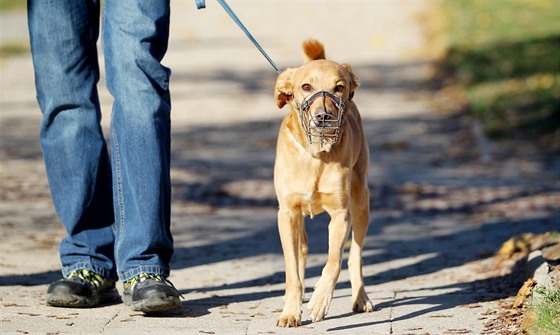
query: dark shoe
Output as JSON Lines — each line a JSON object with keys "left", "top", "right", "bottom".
{"left": 46, "top": 269, "right": 120, "bottom": 308}
{"left": 123, "top": 273, "right": 181, "bottom": 312}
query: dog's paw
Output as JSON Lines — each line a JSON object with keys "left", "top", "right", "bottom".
{"left": 307, "top": 287, "right": 334, "bottom": 322}
{"left": 352, "top": 296, "right": 374, "bottom": 313}
{"left": 276, "top": 313, "right": 301, "bottom": 327}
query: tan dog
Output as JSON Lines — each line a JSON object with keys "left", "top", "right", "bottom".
{"left": 273, "top": 39, "right": 373, "bottom": 327}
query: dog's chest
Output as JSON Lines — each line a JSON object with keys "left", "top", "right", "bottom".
{"left": 297, "top": 191, "right": 338, "bottom": 217}
{"left": 276, "top": 126, "right": 350, "bottom": 216}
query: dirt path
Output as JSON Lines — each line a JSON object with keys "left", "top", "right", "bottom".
{"left": 1, "top": 2, "right": 559, "bottom": 334}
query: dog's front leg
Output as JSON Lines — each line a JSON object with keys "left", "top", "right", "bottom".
{"left": 308, "top": 210, "right": 351, "bottom": 322}
{"left": 348, "top": 209, "right": 374, "bottom": 313}
{"left": 277, "top": 209, "right": 304, "bottom": 327}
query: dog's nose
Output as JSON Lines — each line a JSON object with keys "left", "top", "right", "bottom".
{"left": 315, "top": 112, "right": 328, "bottom": 121}
{"left": 314, "top": 108, "right": 333, "bottom": 119}
{"left": 311, "top": 111, "right": 334, "bottom": 127}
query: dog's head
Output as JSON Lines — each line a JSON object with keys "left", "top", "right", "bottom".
{"left": 274, "top": 40, "right": 359, "bottom": 150}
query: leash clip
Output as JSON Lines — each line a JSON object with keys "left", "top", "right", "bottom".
{"left": 195, "top": 0, "right": 205, "bottom": 9}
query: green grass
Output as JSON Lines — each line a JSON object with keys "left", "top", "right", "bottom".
{"left": 437, "top": 0, "right": 560, "bottom": 151}
{"left": 527, "top": 286, "right": 560, "bottom": 335}
{"left": 1, "top": 0, "right": 28, "bottom": 57}
{"left": 0, "top": 43, "right": 28, "bottom": 58}
{"left": 0, "top": 0, "right": 26, "bottom": 11}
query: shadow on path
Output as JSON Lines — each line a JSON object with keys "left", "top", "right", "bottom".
{"left": 1, "top": 60, "right": 558, "bottom": 331}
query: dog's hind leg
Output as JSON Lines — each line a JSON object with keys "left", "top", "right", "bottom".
{"left": 307, "top": 209, "right": 351, "bottom": 322}
{"left": 348, "top": 185, "right": 374, "bottom": 313}
{"left": 277, "top": 209, "right": 304, "bottom": 327}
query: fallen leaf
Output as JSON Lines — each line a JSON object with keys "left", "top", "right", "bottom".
{"left": 513, "top": 278, "right": 536, "bottom": 308}
{"left": 443, "top": 329, "right": 472, "bottom": 334}
{"left": 497, "top": 235, "right": 532, "bottom": 257}
{"left": 520, "top": 310, "right": 538, "bottom": 332}
{"left": 2, "top": 303, "right": 29, "bottom": 307}
{"left": 16, "top": 313, "right": 40, "bottom": 317}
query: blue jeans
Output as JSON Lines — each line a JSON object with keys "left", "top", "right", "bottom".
{"left": 27, "top": 0, "right": 173, "bottom": 282}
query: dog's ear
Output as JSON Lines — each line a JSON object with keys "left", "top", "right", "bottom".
{"left": 274, "top": 68, "right": 297, "bottom": 109}
{"left": 342, "top": 63, "right": 360, "bottom": 100}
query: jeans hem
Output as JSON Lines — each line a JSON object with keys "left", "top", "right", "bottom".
{"left": 119, "top": 265, "right": 170, "bottom": 282}
{"left": 62, "top": 262, "right": 119, "bottom": 282}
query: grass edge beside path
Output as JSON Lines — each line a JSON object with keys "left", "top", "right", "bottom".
{"left": 426, "top": 0, "right": 560, "bottom": 154}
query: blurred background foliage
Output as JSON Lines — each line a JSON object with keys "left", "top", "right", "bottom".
{"left": 0, "top": 0, "right": 28, "bottom": 58}
{"left": 3, "top": 0, "right": 559, "bottom": 152}
{"left": 434, "top": 0, "right": 560, "bottom": 152}
{"left": 0, "top": 0, "right": 24, "bottom": 11}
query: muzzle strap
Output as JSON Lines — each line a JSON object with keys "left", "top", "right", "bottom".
{"left": 295, "top": 91, "right": 349, "bottom": 147}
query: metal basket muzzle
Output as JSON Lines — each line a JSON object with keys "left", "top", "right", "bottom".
{"left": 295, "top": 91, "right": 349, "bottom": 147}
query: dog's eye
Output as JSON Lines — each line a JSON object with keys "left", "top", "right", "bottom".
{"left": 302, "top": 84, "right": 312, "bottom": 92}
{"left": 335, "top": 85, "right": 345, "bottom": 92}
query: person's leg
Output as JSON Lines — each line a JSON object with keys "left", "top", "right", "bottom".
{"left": 102, "top": 0, "right": 179, "bottom": 311}
{"left": 28, "top": 0, "right": 118, "bottom": 307}
{"left": 28, "top": 0, "right": 117, "bottom": 280}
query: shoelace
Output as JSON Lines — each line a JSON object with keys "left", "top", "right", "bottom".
{"left": 127, "top": 273, "right": 163, "bottom": 288}
{"left": 125, "top": 273, "right": 183, "bottom": 298}
{"left": 67, "top": 269, "right": 104, "bottom": 288}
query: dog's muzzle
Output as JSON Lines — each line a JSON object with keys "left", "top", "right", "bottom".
{"left": 295, "top": 91, "right": 349, "bottom": 147}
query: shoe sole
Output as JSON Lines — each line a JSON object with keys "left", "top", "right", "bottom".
{"left": 47, "top": 288, "right": 121, "bottom": 308}
{"left": 129, "top": 293, "right": 181, "bottom": 313}
{"left": 47, "top": 291, "right": 98, "bottom": 308}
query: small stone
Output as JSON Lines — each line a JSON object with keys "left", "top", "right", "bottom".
{"left": 542, "top": 244, "right": 560, "bottom": 262}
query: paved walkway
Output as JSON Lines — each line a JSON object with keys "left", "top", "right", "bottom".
{"left": 1, "top": 2, "right": 559, "bottom": 335}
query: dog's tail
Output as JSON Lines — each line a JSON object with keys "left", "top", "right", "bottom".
{"left": 303, "top": 39, "right": 325, "bottom": 62}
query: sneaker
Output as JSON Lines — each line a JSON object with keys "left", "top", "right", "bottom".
{"left": 46, "top": 269, "right": 120, "bottom": 308}
{"left": 123, "top": 273, "right": 181, "bottom": 312}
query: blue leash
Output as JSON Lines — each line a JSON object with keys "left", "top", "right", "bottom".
{"left": 195, "top": 0, "right": 281, "bottom": 74}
